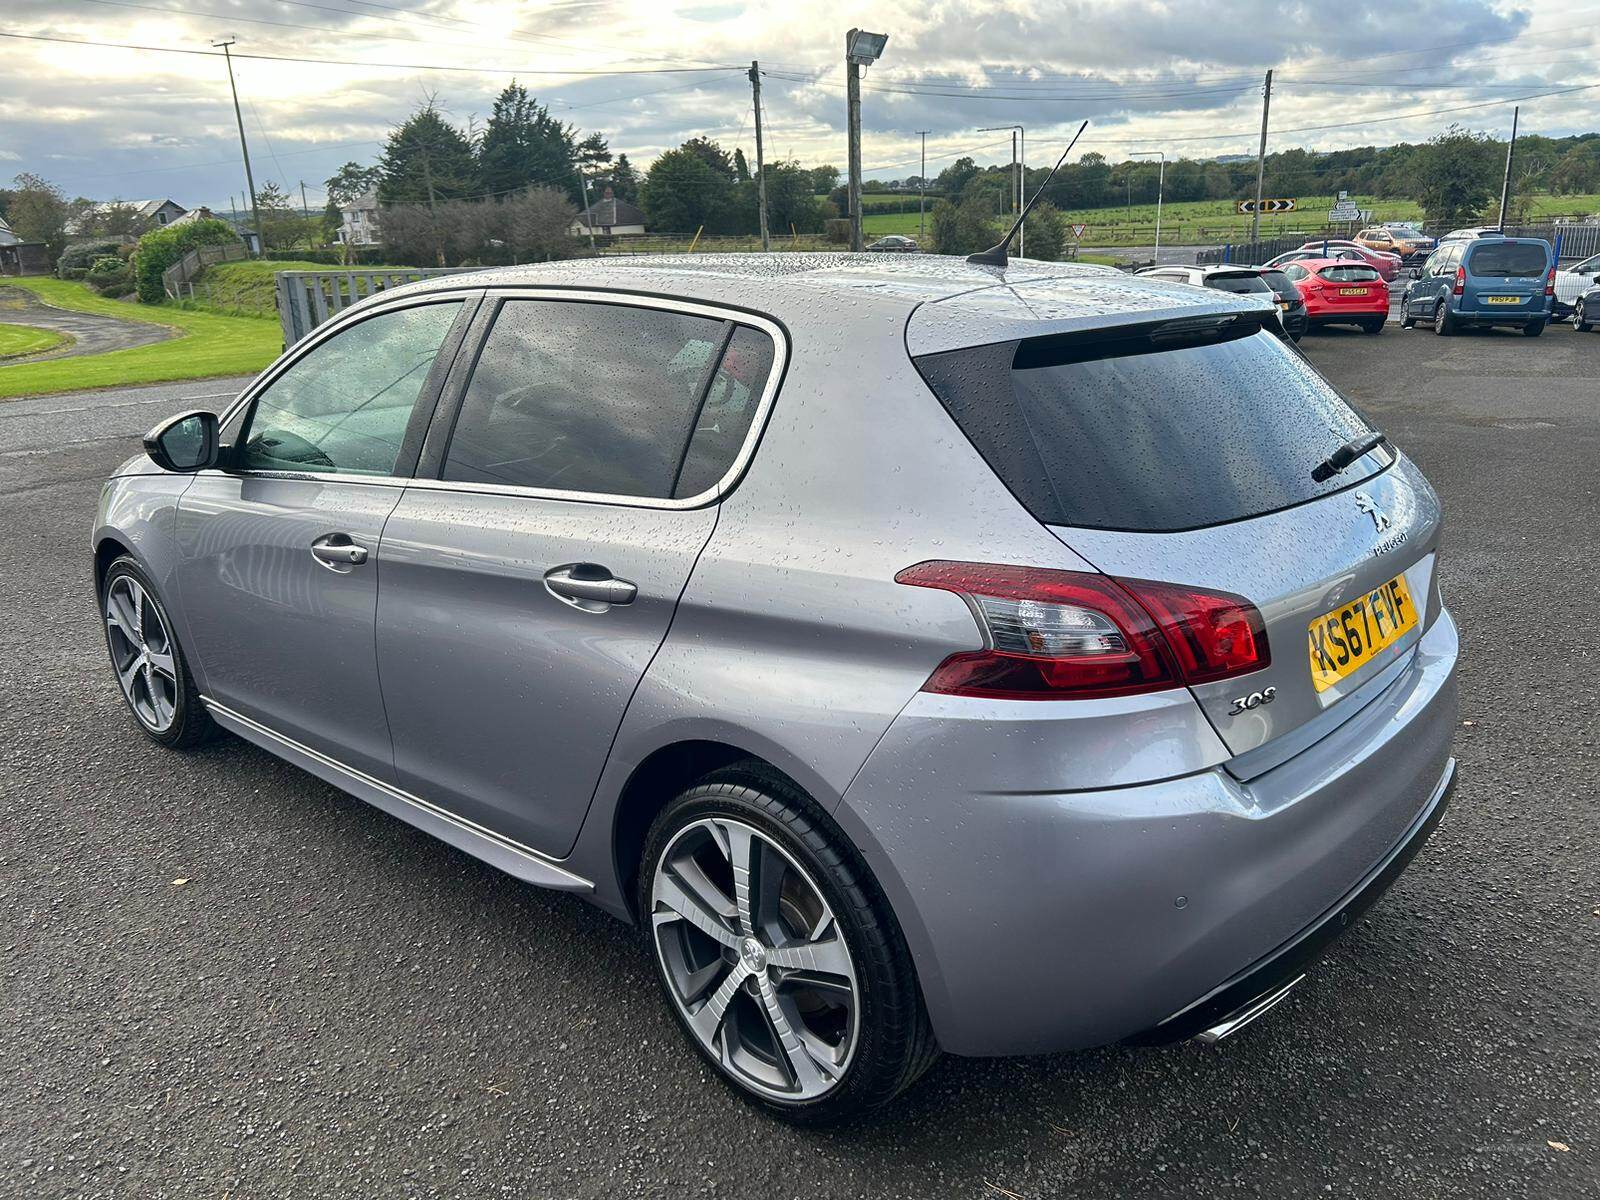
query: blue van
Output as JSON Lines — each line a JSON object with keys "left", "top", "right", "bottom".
{"left": 1400, "top": 237, "right": 1554, "bottom": 336}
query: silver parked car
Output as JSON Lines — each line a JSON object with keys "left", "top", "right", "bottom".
{"left": 96, "top": 254, "right": 1459, "bottom": 1122}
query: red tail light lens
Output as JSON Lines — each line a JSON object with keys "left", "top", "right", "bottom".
{"left": 895, "top": 561, "right": 1270, "bottom": 701}
{"left": 1453, "top": 266, "right": 1465, "bottom": 296}
{"left": 1545, "top": 267, "right": 1556, "bottom": 297}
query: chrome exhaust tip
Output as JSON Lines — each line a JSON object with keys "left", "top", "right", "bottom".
{"left": 1194, "top": 973, "right": 1305, "bottom": 1045}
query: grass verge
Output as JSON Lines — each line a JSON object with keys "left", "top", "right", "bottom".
{"left": 0, "top": 277, "right": 281, "bottom": 400}
{"left": 0, "top": 322, "right": 70, "bottom": 360}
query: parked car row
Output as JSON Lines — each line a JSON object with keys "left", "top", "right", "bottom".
{"left": 1136, "top": 257, "right": 1387, "bottom": 339}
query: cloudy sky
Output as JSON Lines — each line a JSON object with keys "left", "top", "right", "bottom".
{"left": 4, "top": 0, "right": 1599, "bottom": 211}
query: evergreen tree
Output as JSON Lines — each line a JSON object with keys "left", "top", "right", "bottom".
{"left": 733, "top": 148, "right": 751, "bottom": 183}
{"left": 608, "top": 154, "right": 641, "bottom": 202}
{"left": 378, "top": 103, "right": 477, "bottom": 207}
{"left": 642, "top": 143, "right": 734, "bottom": 233}
{"left": 477, "top": 83, "right": 578, "bottom": 199}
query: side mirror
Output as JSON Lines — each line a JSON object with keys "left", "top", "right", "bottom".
{"left": 1408, "top": 267, "right": 1421, "bottom": 280}
{"left": 143, "top": 409, "right": 219, "bottom": 473}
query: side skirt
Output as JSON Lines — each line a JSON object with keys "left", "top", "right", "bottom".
{"left": 202, "top": 696, "right": 594, "bottom": 894}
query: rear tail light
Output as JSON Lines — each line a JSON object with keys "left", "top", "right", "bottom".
{"left": 1545, "top": 267, "right": 1556, "bottom": 297}
{"left": 1453, "top": 266, "right": 1465, "bottom": 296}
{"left": 895, "top": 561, "right": 1270, "bottom": 701}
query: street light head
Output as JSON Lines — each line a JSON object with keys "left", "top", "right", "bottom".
{"left": 846, "top": 29, "right": 889, "bottom": 65}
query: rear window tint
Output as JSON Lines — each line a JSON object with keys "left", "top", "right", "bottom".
{"left": 1206, "top": 274, "right": 1271, "bottom": 294}
{"left": 1319, "top": 265, "right": 1380, "bottom": 282}
{"left": 1466, "top": 242, "right": 1547, "bottom": 277}
{"left": 914, "top": 323, "right": 1386, "bottom": 533}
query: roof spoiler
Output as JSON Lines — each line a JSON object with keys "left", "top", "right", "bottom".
{"left": 967, "top": 120, "right": 1088, "bottom": 269}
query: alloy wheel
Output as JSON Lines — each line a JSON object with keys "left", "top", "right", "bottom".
{"left": 650, "top": 816, "right": 859, "bottom": 1102}
{"left": 105, "top": 574, "right": 178, "bottom": 733}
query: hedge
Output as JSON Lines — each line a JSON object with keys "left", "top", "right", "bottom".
{"left": 57, "top": 239, "right": 129, "bottom": 280}
{"left": 132, "top": 219, "right": 242, "bottom": 303}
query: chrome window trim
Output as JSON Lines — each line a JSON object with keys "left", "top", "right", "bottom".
{"left": 200, "top": 695, "right": 592, "bottom": 891}
{"left": 207, "top": 286, "right": 791, "bottom": 512}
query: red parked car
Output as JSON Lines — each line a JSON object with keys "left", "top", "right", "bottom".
{"left": 1278, "top": 259, "right": 1389, "bottom": 333}
{"left": 1292, "top": 239, "right": 1402, "bottom": 281}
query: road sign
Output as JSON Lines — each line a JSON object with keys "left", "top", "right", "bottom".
{"left": 1236, "top": 198, "right": 1297, "bottom": 214}
{"left": 1337, "top": 190, "right": 1349, "bottom": 201}
{"left": 1070, "top": 223, "right": 1088, "bottom": 239}
{"left": 1328, "top": 201, "right": 1361, "bottom": 222}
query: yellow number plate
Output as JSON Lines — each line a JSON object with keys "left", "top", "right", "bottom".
{"left": 1484, "top": 295, "right": 1521, "bottom": 305}
{"left": 1338, "top": 287, "right": 1368, "bottom": 295}
{"left": 1306, "top": 574, "right": 1418, "bottom": 693}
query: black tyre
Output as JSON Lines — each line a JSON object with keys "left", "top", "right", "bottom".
{"left": 1400, "top": 298, "right": 1414, "bottom": 328}
{"left": 1523, "top": 320, "right": 1545, "bottom": 337}
{"left": 1362, "top": 317, "right": 1386, "bottom": 335}
{"left": 1434, "top": 301, "right": 1455, "bottom": 336}
{"left": 101, "top": 555, "right": 216, "bottom": 749}
{"left": 1578, "top": 313, "right": 1594, "bottom": 333}
{"left": 639, "top": 762, "right": 937, "bottom": 1123}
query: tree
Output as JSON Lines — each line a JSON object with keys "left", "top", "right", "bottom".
{"left": 1414, "top": 125, "right": 1499, "bottom": 227}
{"left": 378, "top": 102, "right": 477, "bottom": 207}
{"left": 1551, "top": 143, "right": 1600, "bottom": 195}
{"left": 934, "top": 156, "right": 980, "bottom": 198}
{"left": 325, "top": 162, "right": 381, "bottom": 208}
{"left": 254, "top": 182, "right": 308, "bottom": 250}
{"left": 642, "top": 142, "right": 735, "bottom": 233}
{"left": 679, "top": 136, "right": 736, "bottom": 180}
{"left": 131, "top": 217, "right": 239, "bottom": 303}
{"left": 928, "top": 195, "right": 998, "bottom": 256}
{"left": 759, "top": 160, "right": 831, "bottom": 235}
{"left": 1021, "top": 200, "right": 1067, "bottom": 261}
{"left": 7, "top": 173, "right": 72, "bottom": 259}
{"left": 732, "top": 148, "right": 751, "bottom": 183}
{"left": 607, "top": 153, "right": 641, "bottom": 202}
{"left": 809, "top": 164, "right": 840, "bottom": 194}
{"left": 477, "top": 83, "right": 578, "bottom": 199}
{"left": 504, "top": 187, "right": 580, "bottom": 262}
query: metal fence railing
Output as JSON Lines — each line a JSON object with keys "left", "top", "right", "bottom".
{"left": 274, "top": 267, "right": 481, "bottom": 346}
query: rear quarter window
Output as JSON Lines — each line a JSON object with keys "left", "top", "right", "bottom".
{"left": 914, "top": 320, "right": 1388, "bottom": 533}
{"left": 1466, "top": 242, "right": 1548, "bottom": 277}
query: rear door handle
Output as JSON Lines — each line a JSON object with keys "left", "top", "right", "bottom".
{"left": 311, "top": 533, "right": 369, "bottom": 569}
{"left": 544, "top": 563, "right": 637, "bottom": 612}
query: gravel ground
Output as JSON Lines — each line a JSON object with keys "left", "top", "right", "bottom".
{"left": 2, "top": 330, "right": 1597, "bottom": 1199}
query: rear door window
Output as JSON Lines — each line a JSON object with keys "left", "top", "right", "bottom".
{"left": 914, "top": 320, "right": 1387, "bottom": 533}
{"left": 440, "top": 299, "right": 774, "bottom": 500}
{"left": 1466, "top": 242, "right": 1547, "bottom": 277}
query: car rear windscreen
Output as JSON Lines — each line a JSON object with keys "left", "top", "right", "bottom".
{"left": 1318, "top": 265, "right": 1381, "bottom": 282}
{"left": 914, "top": 322, "right": 1387, "bottom": 532}
{"left": 1467, "top": 242, "right": 1547, "bottom": 277}
{"left": 1206, "top": 274, "right": 1272, "bottom": 294}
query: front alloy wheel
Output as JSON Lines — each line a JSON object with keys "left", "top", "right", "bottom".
{"left": 105, "top": 572, "right": 179, "bottom": 733}
{"left": 651, "top": 816, "right": 859, "bottom": 1102}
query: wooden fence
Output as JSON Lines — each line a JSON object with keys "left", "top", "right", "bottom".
{"left": 274, "top": 267, "right": 481, "bottom": 346}
{"left": 161, "top": 241, "right": 246, "bottom": 299}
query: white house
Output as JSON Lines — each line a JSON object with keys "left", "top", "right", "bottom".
{"left": 572, "top": 188, "right": 647, "bottom": 237}
{"left": 338, "top": 191, "right": 382, "bottom": 246}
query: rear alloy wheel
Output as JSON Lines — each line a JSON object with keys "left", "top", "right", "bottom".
{"left": 641, "top": 767, "right": 936, "bottom": 1122}
{"left": 101, "top": 557, "right": 215, "bottom": 748}
{"left": 1434, "top": 301, "right": 1455, "bottom": 336}
{"left": 1400, "top": 298, "right": 1415, "bottom": 328}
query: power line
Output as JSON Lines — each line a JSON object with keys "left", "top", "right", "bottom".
{"left": 0, "top": 30, "right": 744, "bottom": 75}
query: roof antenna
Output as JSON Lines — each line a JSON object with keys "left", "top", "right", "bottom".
{"left": 968, "top": 119, "right": 1089, "bottom": 269}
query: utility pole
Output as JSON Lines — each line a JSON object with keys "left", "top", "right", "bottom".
{"left": 1132, "top": 151, "right": 1165, "bottom": 261}
{"left": 980, "top": 125, "right": 1026, "bottom": 255}
{"left": 1251, "top": 68, "right": 1273, "bottom": 242}
{"left": 844, "top": 30, "right": 887, "bottom": 252}
{"left": 750, "top": 61, "right": 770, "bottom": 252}
{"left": 213, "top": 38, "right": 264, "bottom": 257}
{"left": 299, "top": 180, "right": 309, "bottom": 218}
{"left": 1498, "top": 105, "right": 1519, "bottom": 229}
{"left": 917, "top": 130, "right": 928, "bottom": 240}
{"left": 574, "top": 167, "right": 596, "bottom": 254}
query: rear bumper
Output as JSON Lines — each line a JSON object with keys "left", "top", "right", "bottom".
{"left": 836, "top": 607, "right": 1459, "bottom": 1057}
{"left": 1126, "top": 754, "right": 1454, "bottom": 1044}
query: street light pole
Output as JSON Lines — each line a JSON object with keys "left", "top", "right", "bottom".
{"left": 213, "top": 38, "right": 265, "bottom": 257}
{"left": 844, "top": 30, "right": 887, "bottom": 252}
{"left": 1131, "top": 151, "right": 1165, "bottom": 262}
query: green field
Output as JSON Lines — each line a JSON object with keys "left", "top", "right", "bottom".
{"left": 0, "top": 322, "right": 70, "bottom": 360}
{"left": 0, "top": 277, "right": 282, "bottom": 400}
{"left": 863, "top": 192, "right": 1600, "bottom": 246}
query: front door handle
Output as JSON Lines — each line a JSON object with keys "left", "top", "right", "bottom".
{"left": 544, "top": 563, "right": 637, "bottom": 612}
{"left": 311, "top": 533, "right": 369, "bottom": 570}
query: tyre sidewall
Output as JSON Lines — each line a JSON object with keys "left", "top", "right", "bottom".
{"left": 639, "top": 774, "right": 927, "bottom": 1123}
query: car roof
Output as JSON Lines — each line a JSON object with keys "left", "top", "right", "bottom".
{"left": 377, "top": 252, "right": 1271, "bottom": 356}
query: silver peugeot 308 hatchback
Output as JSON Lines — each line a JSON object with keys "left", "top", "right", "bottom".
{"left": 96, "top": 254, "right": 1458, "bottom": 1121}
